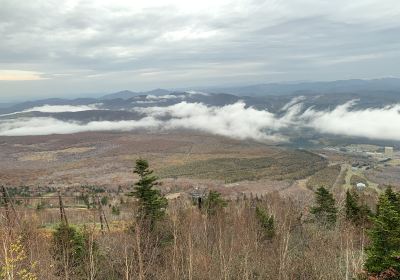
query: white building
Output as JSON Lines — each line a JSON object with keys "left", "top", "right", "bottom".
{"left": 356, "top": 182, "right": 366, "bottom": 190}
{"left": 384, "top": 147, "right": 394, "bottom": 157}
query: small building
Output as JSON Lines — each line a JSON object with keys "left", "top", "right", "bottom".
{"left": 384, "top": 147, "right": 394, "bottom": 158}
{"left": 356, "top": 182, "right": 366, "bottom": 191}
{"left": 190, "top": 186, "right": 207, "bottom": 209}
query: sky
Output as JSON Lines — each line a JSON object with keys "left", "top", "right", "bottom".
{"left": 1, "top": 0, "right": 400, "bottom": 101}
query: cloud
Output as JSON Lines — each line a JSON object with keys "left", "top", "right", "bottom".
{"left": 1, "top": 0, "right": 400, "bottom": 100}
{"left": 0, "top": 70, "right": 45, "bottom": 81}
{"left": 281, "top": 96, "right": 306, "bottom": 111}
{"left": 140, "top": 101, "right": 290, "bottom": 141}
{"left": 22, "top": 104, "right": 102, "bottom": 113}
{"left": 0, "top": 101, "right": 291, "bottom": 141}
{"left": 0, "top": 104, "right": 103, "bottom": 117}
{"left": 300, "top": 101, "right": 400, "bottom": 141}
{"left": 0, "top": 117, "right": 161, "bottom": 136}
{"left": 1, "top": 99, "right": 400, "bottom": 142}
{"left": 132, "top": 94, "right": 185, "bottom": 104}
{"left": 146, "top": 94, "right": 184, "bottom": 100}
{"left": 185, "top": 90, "right": 209, "bottom": 96}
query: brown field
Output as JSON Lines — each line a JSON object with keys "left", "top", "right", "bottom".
{"left": 0, "top": 131, "right": 331, "bottom": 202}
{"left": 306, "top": 164, "right": 342, "bottom": 191}
{"left": 365, "top": 165, "right": 400, "bottom": 190}
{"left": 0, "top": 131, "right": 396, "bottom": 280}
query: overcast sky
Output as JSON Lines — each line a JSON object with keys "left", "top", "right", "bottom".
{"left": 1, "top": 0, "right": 400, "bottom": 101}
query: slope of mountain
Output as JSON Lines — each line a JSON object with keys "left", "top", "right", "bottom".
{"left": 101, "top": 89, "right": 171, "bottom": 100}
{"left": 2, "top": 87, "right": 400, "bottom": 118}
{"left": 202, "top": 78, "right": 400, "bottom": 96}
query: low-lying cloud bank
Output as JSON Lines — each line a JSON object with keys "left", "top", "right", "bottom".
{"left": 0, "top": 104, "right": 102, "bottom": 117}
{"left": 0, "top": 100, "right": 400, "bottom": 142}
{"left": 301, "top": 101, "right": 400, "bottom": 141}
{"left": 139, "top": 102, "right": 288, "bottom": 141}
{"left": 0, "top": 117, "right": 160, "bottom": 136}
{"left": 22, "top": 104, "right": 102, "bottom": 113}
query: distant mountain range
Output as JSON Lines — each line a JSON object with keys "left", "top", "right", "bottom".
{"left": 200, "top": 78, "right": 400, "bottom": 96}
{"left": 1, "top": 78, "right": 400, "bottom": 147}
{"left": 1, "top": 78, "right": 400, "bottom": 118}
{"left": 101, "top": 88, "right": 171, "bottom": 100}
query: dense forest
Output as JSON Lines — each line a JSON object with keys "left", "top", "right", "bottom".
{"left": 0, "top": 159, "right": 399, "bottom": 280}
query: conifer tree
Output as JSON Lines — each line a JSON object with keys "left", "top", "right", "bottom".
{"left": 365, "top": 189, "right": 400, "bottom": 278}
{"left": 204, "top": 190, "right": 227, "bottom": 216}
{"left": 255, "top": 206, "right": 275, "bottom": 239}
{"left": 310, "top": 187, "right": 337, "bottom": 227}
{"left": 52, "top": 224, "right": 86, "bottom": 279}
{"left": 131, "top": 159, "right": 168, "bottom": 228}
{"left": 345, "top": 189, "right": 360, "bottom": 222}
{"left": 383, "top": 186, "right": 400, "bottom": 211}
{"left": 345, "top": 189, "right": 371, "bottom": 225}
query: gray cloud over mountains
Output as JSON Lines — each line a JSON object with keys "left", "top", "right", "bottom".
{"left": 1, "top": 100, "right": 400, "bottom": 142}
{"left": 1, "top": 0, "right": 400, "bottom": 100}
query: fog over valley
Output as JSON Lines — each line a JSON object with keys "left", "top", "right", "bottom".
{"left": 1, "top": 89, "right": 400, "bottom": 143}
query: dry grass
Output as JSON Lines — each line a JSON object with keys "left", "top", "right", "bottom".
{"left": 306, "top": 165, "right": 342, "bottom": 190}
{"left": 0, "top": 192, "right": 369, "bottom": 280}
{"left": 158, "top": 150, "right": 327, "bottom": 183}
{"left": 0, "top": 132, "right": 324, "bottom": 188}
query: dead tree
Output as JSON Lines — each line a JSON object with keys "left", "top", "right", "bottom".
{"left": 58, "top": 190, "right": 69, "bottom": 226}
{"left": 95, "top": 195, "right": 110, "bottom": 234}
{"left": 1, "top": 186, "right": 20, "bottom": 229}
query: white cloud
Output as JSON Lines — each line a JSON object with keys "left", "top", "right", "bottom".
{"left": 300, "top": 101, "right": 400, "bottom": 140}
{"left": 161, "top": 27, "right": 219, "bottom": 42}
{"left": 185, "top": 90, "right": 209, "bottom": 96}
{"left": 142, "top": 101, "right": 289, "bottom": 141}
{"left": 0, "top": 117, "right": 160, "bottom": 136}
{"left": 0, "top": 101, "right": 290, "bottom": 141}
{"left": 0, "top": 70, "right": 45, "bottom": 81}
{"left": 281, "top": 96, "right": 306, "bottom": 111}
{"left": 0, "top": 104, "right": 104, "bottom": 117}
{"left": 146, "top": 94, "right": 184, "bottom": 100}
{"left": 21, "top": 104, "right": 102, "bottom": 113}
{"left": 1, "top": 99, "right": 400, "bottom": 142}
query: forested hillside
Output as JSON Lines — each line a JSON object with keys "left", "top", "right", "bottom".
{"left": 1, "top": 160, "right": 399, "bottom": 280}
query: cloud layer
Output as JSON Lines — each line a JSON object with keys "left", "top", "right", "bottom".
{"left": 0, "top": 117, "right": 160, "bottom": 136}
{"left": 1, "top": 100, "right": 400, "bottom": 142}
{"left": 1, "top": 0, "right": 400, "bottom": 100}
{"left": 0, "top": 104, "right": 103, "bottom": 117}
{"left": 301, "top": 101, "right": 400, "bottom": 141}
{"left": 139, "top": 102, "right": 288, "bottom": 141}
{"left": 22, "top": 104, "right": 102, "bottom": 113}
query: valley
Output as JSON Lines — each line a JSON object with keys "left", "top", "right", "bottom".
{"left": 1, "top": 130, "right": 398, "bottom": 207}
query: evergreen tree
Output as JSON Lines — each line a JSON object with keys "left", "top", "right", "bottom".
{"left": 345, "top": 189, "right": 360, "bottom": 222}
{"left": 100, "top": 196, "right": 108, "bottom": 206}
{"left": 255, "top": 206, "right": 275, "bottom": 239}
{"left": 204, "top": 190, "right": 227, "bottom": 216}
{"left": 111, "top": 205, "right": 120, "bottom": 215}
{"left": 365, "top": 190, "right": 400, "bottom": 278}
{"left": 131, "top": 159, "right": 168, "bottom": 228}
{"left": 384, "top": 186, "right": 400, "bottom": 212}
{"left": 310, "top": 187, "right": 337, "bottom": 227}
{"left": 52, "top": 223, "right": 86, "bottom": 278}
{"left": 345, "top": 190, "right": 371, "bottom": 225}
